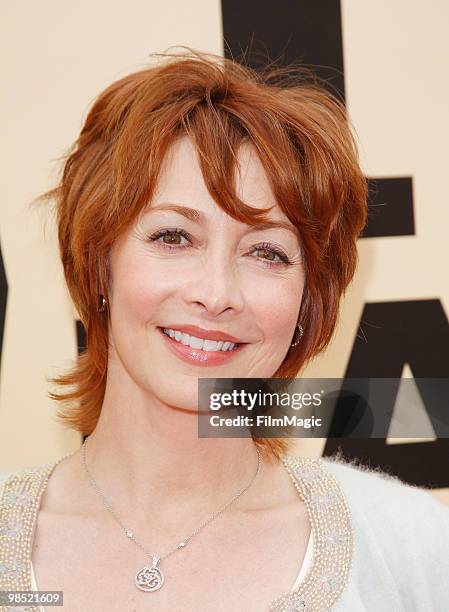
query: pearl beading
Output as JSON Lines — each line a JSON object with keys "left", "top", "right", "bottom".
{"left": 269, "top": 455, "right": 353, "bottom": 612}
{"left": 0, "top": 453, "right": 353, "bottom": 612}
{"left": 0, "top": 452, "right": 73, "bottom": 612}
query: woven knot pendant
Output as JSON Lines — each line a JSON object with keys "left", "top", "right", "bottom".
{"left": 135, "top": 555, "right": 165, "bottom": 592}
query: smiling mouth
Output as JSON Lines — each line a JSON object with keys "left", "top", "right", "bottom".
{"left": 157, "top": 327, "right": 243, "bottom": 352}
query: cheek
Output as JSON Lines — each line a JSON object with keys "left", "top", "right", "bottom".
{"left": 246, "top": 274, "right": 304, "bottom": 339}
{"left": 112, "top": 254, "right": 174, "bottom": 323}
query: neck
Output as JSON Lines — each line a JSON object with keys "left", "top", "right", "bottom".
{"left": 75, "top": 381, "right": 278, "bottom": 537}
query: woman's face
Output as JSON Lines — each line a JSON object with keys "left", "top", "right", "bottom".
{"left": 107, "top": 136, "right": 305, "bottom": 411}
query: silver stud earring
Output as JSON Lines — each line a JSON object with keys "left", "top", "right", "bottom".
{"left": 290, "top": 324, "right": 304, "bottom": 347}
{"left": 98, "top": 295, "right": 107, "bottom": 312}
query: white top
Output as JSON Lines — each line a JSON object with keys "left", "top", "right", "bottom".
{"left": 4, "top": 453, "right": 449, "bottom": 609}
{"left": 321, "top": 456, "right": 449, "bottom": 610}
{"left": 29, "top": 530, "right": 314, "bottom": 611}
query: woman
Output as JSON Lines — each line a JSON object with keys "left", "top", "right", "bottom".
{"left": 1, "top": 49, "right": 448, "bottom": 612}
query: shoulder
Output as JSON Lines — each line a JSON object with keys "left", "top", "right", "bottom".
{"left": 0, "top": 469, "right": 14, "bottom": 493}
{"left": 0, "top": 462, "right": 56, "bottom": 506}
{"left": 0, "top": 451, "right": 77, "bottom": 514}
{"left": 0, "top": 463, "right": 49, "bottom": 484}
{"left": 317, "top": 452, "right": 449, "bottom": 607}
{"left": 0, "top": 471, "right": 10, "bottom": 484}
{"left": 0, "top": 468, "right": 26, "bottom": 514}
{"left": 319, "top": 451, "right": 449, "bottom": 526}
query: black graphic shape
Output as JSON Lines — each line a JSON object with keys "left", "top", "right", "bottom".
{"left": 348, "top": 300, "right": 449, "bottom": 378}
{"left": 222, "top": 0, "right": 345, "bottom": 101}
{"left": 221, "top": 3, "right": 447, "bottom": 487}
{"left": 324, "top": 300, "right": 449, "bottom": 487}
{"left": 364, "top": 178, "right": 415, "bottom": 238}
{"left": 0, "top": 242, "right": 7, "bottom": 372}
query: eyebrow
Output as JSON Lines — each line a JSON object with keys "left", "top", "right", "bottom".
{"left": 149, "top": 203, "right": 299, "bottom": 236}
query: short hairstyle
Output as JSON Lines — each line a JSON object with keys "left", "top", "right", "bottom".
{"left": 39, "top": 48, "right": 368, "bottom": 460}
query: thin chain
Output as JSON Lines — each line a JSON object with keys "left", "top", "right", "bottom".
{"left": 81, "top": 436, "right": 261, "bottom": 563}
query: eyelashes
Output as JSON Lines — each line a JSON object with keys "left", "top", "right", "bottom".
{"left": 146, "top": 227, "right": 294, "bottom": 268}
{"left": 250, "top": 242, "right": 292, "bottom": 266}
{"left": 148, "top": 228, "right": 192, "bottom": 249}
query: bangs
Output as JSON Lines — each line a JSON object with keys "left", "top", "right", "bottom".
{"left": 39, "top": 48, "right": 367, "bottom": 457}
{"left": 107, "top": 54, "right": 356, "bottom": 280}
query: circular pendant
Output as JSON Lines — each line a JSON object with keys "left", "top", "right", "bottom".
{"left": 135, "top": 556, "right": 165, "bottom": 592}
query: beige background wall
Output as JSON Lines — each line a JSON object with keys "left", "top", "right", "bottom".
{"left": 1, "top": 1, "right": 447, "bottom": 502}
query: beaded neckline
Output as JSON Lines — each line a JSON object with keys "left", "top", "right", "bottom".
{"left": 270, "top": 454, "right": 353, "bottom": 611}
{"left": 0, "top": 450, "right": 73, "bottom": 612}
{"left": 0, "top": 452, "right": 353, "bottom": 612}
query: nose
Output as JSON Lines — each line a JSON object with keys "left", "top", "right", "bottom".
{"left": 181, "top": 249, "right": 245, "bottom": 318}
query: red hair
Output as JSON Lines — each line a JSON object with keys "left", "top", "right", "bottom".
{"left": 38, "top": 48, "right": 367, "bottom": 461}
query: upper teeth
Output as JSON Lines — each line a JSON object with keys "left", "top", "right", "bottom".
{"left": 163, "top": 328, "right": 237, "bottom": 351}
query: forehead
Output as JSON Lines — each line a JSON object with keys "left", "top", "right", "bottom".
{"left": 152, "top": 135, "right": 278, "bottom": 216}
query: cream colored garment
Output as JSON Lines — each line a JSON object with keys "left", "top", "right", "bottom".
{"left": 321, "top": 455, "right": 449, "bottom": 611}
{"left": 2, "top": 454, "right": 449, "bottom": 610}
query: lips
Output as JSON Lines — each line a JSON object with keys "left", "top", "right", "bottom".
{"left": 158, "top": 326, "right": 247, "bottom": 366}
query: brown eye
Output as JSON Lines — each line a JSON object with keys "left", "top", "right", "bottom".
{"left": 148, "top": 228, "right": 191, "bottom": 249}
{"left": 257, "top": 248, "right": 277, "bottom": 261}
{"left": 162, "top": 231, "right": 183, "bottom": 245}
{"left": 248, "top": 242, "right": 291, "bottom": 267}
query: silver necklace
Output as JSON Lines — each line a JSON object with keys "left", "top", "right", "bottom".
{"left": 81, "top": 437, "right": 261, "bottom": 593}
